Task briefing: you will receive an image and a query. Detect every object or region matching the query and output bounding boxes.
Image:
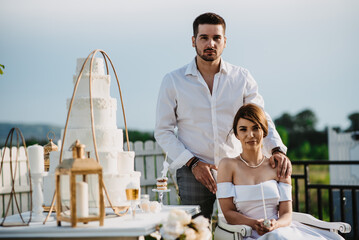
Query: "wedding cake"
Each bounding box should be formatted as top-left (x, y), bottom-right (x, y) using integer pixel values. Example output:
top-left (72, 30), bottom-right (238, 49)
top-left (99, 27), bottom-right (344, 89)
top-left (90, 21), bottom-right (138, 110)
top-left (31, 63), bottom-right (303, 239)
top-left (43, 57), bottom-right (141, 207)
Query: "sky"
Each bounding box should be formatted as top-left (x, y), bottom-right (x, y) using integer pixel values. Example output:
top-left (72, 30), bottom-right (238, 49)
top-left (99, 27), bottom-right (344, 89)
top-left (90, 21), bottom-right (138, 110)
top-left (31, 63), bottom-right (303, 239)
top-left (1, 0), bottom-right (358, 132)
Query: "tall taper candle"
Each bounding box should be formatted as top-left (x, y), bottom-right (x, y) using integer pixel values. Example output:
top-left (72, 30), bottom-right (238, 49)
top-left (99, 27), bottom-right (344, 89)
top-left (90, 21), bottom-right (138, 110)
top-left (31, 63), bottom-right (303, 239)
top-left (28, 145), bottom-right (44, 174)
top-left (76, 182), bottom-right (89, 218)
top-left (260, 182), bottom-right (267, 219)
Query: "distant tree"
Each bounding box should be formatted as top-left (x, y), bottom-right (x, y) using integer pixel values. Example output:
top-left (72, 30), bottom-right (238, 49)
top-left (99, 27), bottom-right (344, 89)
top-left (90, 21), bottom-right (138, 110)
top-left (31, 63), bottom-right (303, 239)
top-left (294, 109), bottom-right (317, 132)
top-left (0, 64), bottom-right (4, 75)
top-left (311, 144), bottom-right (329, 160)
top-left (276, 126), bottom-right (289, 146)
top-left (274, 113), bottom-right (294, 132)
top-left (346, 112), bottom-right (359, 132)
top-left (298, 141), bottom-right (311, 159)
top-left (127, 130), bottom-right (155, 142)
top-left (274, 109), bottom-right (328, 160)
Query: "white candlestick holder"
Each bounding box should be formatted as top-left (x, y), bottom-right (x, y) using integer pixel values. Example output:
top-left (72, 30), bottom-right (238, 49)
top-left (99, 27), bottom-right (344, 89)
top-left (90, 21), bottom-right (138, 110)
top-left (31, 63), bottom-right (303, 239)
top-left (31, 173), bottom-right (52, 222)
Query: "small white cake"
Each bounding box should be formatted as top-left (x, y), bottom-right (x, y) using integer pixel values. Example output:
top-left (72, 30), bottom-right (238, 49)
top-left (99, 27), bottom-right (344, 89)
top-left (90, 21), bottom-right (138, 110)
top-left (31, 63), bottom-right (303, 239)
top-left (156, 177), bottom-right (168, 191)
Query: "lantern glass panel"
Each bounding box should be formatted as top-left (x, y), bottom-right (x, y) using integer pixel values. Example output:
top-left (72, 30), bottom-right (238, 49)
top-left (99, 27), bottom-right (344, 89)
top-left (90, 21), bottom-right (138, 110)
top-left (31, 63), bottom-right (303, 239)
top-left (59, 174), bottom-right (71, 216)
top-left (86, 174), bottom-right (100, 216)
top-left (58, 173), bottom-right (100, 219)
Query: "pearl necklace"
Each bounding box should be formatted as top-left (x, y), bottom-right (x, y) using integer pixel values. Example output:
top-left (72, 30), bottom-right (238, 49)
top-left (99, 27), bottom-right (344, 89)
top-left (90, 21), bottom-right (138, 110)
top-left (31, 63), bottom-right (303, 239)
top-left (239, 154), bottom-right (266, 168)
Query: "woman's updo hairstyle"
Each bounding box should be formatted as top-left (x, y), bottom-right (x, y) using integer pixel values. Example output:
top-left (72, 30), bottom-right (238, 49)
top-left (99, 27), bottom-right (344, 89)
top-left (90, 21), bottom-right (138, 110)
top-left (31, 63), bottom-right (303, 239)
top-left (232, 103), bottom-right (268, 138)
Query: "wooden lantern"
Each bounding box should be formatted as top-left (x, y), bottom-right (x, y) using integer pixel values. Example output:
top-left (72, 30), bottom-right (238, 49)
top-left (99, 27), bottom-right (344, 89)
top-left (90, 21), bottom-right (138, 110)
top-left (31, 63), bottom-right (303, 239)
top-left (55, 140), bottom-right (104, 227)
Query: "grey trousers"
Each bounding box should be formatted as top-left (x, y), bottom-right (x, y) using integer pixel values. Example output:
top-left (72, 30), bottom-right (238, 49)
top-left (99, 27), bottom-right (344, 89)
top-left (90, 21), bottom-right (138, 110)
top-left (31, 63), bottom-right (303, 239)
top-left (176, 165), bottom-right (216, 220)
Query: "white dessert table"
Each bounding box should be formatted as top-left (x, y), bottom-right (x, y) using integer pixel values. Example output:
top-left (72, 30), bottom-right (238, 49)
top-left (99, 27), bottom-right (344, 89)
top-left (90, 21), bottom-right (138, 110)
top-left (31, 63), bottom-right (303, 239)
top-left (0, 205), bottom-right (200, 240)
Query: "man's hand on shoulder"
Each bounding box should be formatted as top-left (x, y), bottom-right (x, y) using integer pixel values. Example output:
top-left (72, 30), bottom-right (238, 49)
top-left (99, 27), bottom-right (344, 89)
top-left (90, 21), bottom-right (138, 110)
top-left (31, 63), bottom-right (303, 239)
top-left (192, 161), bottom-right (218, 194)
top-left (269, 151), bottom-right (292, 179)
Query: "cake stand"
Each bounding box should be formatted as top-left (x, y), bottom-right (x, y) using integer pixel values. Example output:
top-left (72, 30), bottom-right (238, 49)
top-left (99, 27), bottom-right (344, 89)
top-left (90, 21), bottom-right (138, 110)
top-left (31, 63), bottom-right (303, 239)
top-left (152, 189), bottom-right (171, 206)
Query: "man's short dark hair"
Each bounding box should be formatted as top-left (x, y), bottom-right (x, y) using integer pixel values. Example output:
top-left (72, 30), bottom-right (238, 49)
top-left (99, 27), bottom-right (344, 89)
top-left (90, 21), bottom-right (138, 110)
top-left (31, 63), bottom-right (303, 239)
top-left (193, 12), bottom-right (226, 37)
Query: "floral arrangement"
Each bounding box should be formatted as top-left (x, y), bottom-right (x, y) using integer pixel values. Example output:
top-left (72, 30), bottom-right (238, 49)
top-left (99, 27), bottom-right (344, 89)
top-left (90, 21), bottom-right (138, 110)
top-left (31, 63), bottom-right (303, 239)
top-left (150, 209), bottom-right (212, 240)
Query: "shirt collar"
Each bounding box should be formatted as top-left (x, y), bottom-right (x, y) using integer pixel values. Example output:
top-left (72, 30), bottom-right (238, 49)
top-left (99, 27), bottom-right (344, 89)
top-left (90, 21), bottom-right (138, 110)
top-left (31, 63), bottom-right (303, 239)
top-left (185, 57), bottom-right (228, 77)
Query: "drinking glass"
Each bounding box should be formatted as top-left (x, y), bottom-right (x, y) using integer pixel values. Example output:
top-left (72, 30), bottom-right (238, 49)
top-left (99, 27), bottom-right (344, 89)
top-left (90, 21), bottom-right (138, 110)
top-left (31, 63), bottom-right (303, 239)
top-left (126, 188), bottom-right (139, 219)
top-left (140, 194), bottom-right (150, 213)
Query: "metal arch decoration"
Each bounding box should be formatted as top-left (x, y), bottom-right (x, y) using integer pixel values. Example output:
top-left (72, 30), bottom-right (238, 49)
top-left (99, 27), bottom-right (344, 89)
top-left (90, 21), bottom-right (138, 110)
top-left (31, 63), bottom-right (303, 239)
top-left (44, 49), bottom-right (131, 223)
top-left (0, 127), bottom-right (33, 226)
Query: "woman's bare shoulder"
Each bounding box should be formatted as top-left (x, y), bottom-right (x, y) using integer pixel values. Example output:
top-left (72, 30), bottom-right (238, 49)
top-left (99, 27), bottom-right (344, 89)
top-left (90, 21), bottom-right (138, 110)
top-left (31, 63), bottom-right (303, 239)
top-left (278, 175), bottom-right (291, 185)
top-left (217, 157), bottom-right (237, 182)
top-left (218, 157), bottom-right (237, 168)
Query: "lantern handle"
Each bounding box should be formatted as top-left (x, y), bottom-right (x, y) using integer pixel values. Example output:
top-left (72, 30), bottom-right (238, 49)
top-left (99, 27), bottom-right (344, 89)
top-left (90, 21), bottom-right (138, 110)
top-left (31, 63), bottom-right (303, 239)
top-left (47, 130), bottom-right (56, 141)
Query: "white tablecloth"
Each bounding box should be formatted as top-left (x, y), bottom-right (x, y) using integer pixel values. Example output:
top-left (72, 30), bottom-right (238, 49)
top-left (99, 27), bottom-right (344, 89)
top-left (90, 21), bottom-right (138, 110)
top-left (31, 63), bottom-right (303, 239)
top-left (0, 205), bottom-right (200, 239)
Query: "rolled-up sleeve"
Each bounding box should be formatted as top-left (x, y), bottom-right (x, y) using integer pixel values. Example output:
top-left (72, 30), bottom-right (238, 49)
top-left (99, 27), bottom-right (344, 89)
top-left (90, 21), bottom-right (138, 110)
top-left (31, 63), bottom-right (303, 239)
top-left (154, 74), bottom-right (194, 170)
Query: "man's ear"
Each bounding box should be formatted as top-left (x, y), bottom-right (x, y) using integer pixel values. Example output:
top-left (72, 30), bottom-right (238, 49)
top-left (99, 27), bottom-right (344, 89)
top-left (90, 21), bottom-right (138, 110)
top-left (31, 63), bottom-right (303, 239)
top-left (224, 36), bottom-right (227, 48)
top-left (192, 36), bottom-right (196, 47)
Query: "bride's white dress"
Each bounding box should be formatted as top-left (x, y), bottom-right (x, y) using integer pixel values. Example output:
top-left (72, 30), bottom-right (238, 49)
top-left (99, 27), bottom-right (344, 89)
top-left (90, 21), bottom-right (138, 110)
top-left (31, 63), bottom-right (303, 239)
top-left (217, 180), bottom-right (344, 240)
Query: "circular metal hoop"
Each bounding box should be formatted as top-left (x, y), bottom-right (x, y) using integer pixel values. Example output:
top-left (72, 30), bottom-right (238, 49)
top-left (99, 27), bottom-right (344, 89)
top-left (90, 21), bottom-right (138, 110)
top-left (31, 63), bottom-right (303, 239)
top-left (0, 127), bottom-right (33, 226)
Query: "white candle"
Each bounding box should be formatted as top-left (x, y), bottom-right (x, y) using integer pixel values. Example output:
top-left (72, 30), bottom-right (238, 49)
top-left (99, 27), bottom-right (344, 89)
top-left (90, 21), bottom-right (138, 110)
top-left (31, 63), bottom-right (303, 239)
top-left (260, 182), bottom-right (267, 219)
top-left (28, 145), bottom-right (44, 174)
top-left (161, 152), bottom-right (169, 178)
top-left (76, 182), bottom-right (89, 218)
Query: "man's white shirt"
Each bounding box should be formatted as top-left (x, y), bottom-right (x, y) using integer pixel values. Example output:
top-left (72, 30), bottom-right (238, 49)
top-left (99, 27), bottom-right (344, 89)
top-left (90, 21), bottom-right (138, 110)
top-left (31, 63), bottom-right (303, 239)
top-left (155, 58), bottom-right (287, 170)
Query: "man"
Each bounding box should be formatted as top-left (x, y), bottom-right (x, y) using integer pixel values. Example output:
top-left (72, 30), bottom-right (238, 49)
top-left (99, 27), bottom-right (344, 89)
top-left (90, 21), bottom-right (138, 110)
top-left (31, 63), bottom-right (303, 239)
top-left (155, 12), bottom-right (291, 220)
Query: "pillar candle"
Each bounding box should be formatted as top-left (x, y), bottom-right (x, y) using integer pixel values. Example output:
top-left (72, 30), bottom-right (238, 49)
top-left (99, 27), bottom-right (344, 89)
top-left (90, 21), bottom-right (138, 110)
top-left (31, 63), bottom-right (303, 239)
top-left (28, 144), bottom-right (44, 174)
top-left (76, 182), bottom-right (89, 218)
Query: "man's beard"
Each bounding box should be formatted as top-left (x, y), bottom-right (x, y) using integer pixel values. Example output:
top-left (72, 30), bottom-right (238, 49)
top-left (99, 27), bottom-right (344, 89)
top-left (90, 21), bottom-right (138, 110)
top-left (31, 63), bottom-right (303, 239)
top-left (195, 45), bottom-right (219, 62)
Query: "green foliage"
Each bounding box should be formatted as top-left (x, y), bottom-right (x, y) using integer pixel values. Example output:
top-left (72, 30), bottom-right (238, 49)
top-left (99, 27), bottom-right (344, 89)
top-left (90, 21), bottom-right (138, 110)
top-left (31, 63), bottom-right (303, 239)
top-left (298, 141), bottom-right (311, 159)
top-left (274, 112), bottom-right (294, 130)
top-left (347, 112), bottom-right (359, 132)
top-left (127, 130), bottom-right (154, 142)
top-left (276, 126), bottom-right (289, 146)
top-left (274, 109), bottom-right (327, 160)
top-left (0, 64), bottom-right (4, 75)
top-left (294, 109), bottom-right (317, 132)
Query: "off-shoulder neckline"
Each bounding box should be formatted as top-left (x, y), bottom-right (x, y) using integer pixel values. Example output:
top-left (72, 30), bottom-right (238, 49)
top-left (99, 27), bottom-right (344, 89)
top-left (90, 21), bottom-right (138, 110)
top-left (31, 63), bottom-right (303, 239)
top-left (218, 179), bottom-right (290, 187)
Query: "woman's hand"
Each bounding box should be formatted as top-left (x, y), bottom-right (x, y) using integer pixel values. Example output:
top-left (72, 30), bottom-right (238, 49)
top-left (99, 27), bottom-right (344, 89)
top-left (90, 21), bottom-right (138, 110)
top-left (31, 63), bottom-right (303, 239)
top-left (253, 219), bottom-right (268, 236)
top-left (254, 219), bottom-right (280, 235)
top-left (263, 219), bottom-right (279, 232)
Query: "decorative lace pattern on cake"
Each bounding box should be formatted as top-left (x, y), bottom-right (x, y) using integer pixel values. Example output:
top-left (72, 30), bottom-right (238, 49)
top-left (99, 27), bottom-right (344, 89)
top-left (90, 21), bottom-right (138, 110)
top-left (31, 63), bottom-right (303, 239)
top-left (72, 74), bottom-right (110, 84)
top-left (67, 98), bottom-right (117, 110)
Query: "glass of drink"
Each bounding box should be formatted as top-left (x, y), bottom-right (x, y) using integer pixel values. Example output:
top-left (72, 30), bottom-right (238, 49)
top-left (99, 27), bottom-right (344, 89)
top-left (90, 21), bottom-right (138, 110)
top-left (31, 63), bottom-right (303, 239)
top-left (126, 188), bottom-right (139, 219)
top-left (140, 194), bottom-right (150, 213)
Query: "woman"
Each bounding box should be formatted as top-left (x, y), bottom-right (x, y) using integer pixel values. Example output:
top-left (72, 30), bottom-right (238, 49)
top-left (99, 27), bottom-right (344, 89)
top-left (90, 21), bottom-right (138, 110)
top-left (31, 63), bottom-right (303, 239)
top-left (217, 103), bottom-right (344, 240)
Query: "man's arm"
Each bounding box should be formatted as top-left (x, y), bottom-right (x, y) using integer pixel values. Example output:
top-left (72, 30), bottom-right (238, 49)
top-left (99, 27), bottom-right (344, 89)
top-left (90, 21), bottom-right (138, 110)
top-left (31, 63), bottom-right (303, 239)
top-left (155, 75), bottom-right (217, 193)
top-left (154, 74), bottom-right (194, 170)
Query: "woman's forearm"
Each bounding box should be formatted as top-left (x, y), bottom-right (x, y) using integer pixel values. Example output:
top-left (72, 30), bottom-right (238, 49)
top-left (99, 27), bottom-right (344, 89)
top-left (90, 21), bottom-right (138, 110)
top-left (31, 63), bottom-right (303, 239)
top-left (275, 212), bottom-right (292, 228)
top-left (224, 210), bottom-right (257, 228)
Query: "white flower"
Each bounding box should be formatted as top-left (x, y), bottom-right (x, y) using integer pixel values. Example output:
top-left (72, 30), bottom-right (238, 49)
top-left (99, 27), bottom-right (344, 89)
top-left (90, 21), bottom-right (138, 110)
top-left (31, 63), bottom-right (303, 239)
top-left (183, 227), bottom-right (198, 240)
top-left (167, 209), bottom-right (191, 226)
top-left (161, 221), bottom-right (185, 240)
top-left (149, 231), bottom-right (161, 240)
top-left (159, 209), bottom-right (211, 240)
top-left (197, 227), bottom-right (212, 240)
top-left (192, 215), bottom-right (210, 230)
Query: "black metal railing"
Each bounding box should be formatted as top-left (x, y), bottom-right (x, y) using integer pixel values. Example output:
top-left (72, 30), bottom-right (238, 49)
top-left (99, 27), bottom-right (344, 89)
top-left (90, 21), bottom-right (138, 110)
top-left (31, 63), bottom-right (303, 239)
top-left (292, 160), bottom-right (359, 240)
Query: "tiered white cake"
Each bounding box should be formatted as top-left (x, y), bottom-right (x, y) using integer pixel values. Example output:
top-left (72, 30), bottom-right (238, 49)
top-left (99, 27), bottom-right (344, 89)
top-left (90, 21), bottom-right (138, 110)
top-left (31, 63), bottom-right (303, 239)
top-left (43, 58), bottom-right (141, 207)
